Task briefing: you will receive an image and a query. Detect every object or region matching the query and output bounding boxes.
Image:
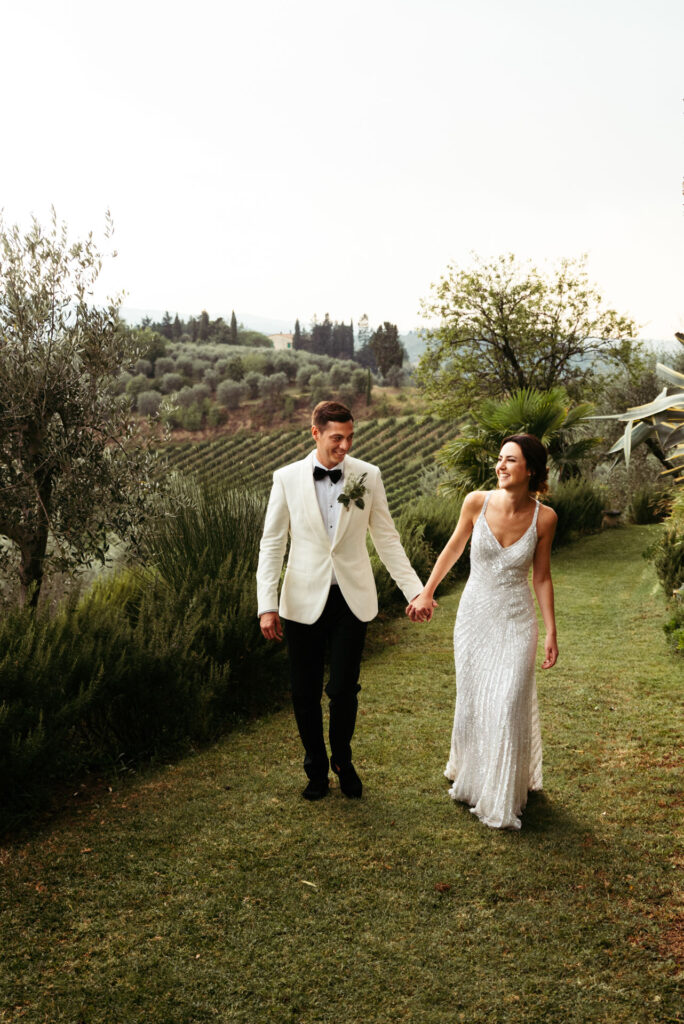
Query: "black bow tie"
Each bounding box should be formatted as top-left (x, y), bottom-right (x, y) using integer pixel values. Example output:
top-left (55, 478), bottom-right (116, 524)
top-left (314, 466), bottom-right (342, 483)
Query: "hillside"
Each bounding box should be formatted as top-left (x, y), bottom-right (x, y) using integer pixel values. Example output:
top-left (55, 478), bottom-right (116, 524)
top-left (162, 415), bottom-right (450, 513)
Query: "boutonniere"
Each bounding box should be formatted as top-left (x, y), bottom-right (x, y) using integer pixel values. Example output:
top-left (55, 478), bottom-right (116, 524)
top-left (338, 472), bottom-right (368, 511)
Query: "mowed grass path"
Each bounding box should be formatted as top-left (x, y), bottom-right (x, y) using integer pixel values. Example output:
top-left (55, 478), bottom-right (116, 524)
top-left (1, 527), bottom-right (682, 1024)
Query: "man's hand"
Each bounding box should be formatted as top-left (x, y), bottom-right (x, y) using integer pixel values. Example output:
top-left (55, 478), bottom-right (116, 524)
top-left (260, 611), bottom-right (284, 642)
top-left (406, 593), bottom-right (438, 623)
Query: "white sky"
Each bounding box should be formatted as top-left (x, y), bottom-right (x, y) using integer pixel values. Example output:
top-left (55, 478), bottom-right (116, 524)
top-left (2, 0), bottom-right (683, 338)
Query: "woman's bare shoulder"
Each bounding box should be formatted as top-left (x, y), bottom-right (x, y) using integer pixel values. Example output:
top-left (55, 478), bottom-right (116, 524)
top-left (537, 501), bottom-right (558, 529)
top-left (461, 490), bottom-right (487, 516)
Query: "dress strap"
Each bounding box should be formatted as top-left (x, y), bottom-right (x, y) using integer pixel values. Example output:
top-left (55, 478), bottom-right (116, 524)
top-left (479, 491), bottom-right (491, 517)
top-left (532, 499), bottom-right (540, 529)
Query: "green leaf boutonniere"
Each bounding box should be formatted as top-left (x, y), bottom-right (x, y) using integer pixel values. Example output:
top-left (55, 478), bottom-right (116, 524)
top-left (337, 472), bottom-right (368, 511)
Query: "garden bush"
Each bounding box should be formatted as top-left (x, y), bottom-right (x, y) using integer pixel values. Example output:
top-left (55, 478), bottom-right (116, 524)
top-left (645, 525), bottom-right (684, 598)
top-left (0, 481), bottom-right (288, 828)
top-left (154, 356), bottom-right (176, 377)
top-left (663, 601), bottom-right (684, 655)
top-left (629, 485), bottom-right (673, 524)
top-left (217, 380), bottom-right (246, 409)
top-left (159, 372), bottom-right (185, 394)
top-left (134, 358), bottom-right (153, 377)
top-left (244, 371), bottom-right (263, 398)
top-left (543, 478), bottom-right (606, 548)
top-left (137, 390), bottom-right (163, 417)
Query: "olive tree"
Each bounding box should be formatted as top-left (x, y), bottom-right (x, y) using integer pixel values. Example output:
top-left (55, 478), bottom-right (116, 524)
top-left (0, 210), bottom-right (161, 606)
top-left (417, 253), bottom-right (640, 418)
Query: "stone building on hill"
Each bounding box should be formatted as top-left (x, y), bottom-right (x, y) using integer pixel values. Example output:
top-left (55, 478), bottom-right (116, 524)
top-left (268, 333), bottom-right (294, 350)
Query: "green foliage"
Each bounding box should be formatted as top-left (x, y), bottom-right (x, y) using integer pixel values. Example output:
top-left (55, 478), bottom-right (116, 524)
top-left (595, 341), bottom-right (684, 484)
top-left (628, 485), bottom-right (673, 524)
top-left (663, 601), bottom-right (684, 655)
top-left (370, 321), bottom-right (403, 377)
top-left (418, 253), bottom-right (639, 418)
top-left (543, 478), bottom-right (606, 548)
top-left (0, 209), bottom-right (163, 605)
top-left (645, 525), bottom-right (684, 598)
top-left (370, 493), bottom-right (468, 611)
top-left (438, 388), bottom-right (600, 494)
top-left (0, 481), bottom-right (288, 823)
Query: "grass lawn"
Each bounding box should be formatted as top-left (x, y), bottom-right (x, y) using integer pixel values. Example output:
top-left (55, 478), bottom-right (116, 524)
top-left (1, 526), bottom-right (681, 1023)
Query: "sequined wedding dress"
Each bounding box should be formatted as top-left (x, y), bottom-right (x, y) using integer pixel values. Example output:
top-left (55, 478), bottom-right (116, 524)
top-left (444, 493), bottom-right (543, 830)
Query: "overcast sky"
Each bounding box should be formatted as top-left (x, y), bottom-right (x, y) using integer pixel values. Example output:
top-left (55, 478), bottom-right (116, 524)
top-left (2, 0), bottom-right (683, 338)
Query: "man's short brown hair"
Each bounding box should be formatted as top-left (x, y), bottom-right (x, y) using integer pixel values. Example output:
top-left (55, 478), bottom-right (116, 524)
top-left (311, 400), bottom-right (354, 431)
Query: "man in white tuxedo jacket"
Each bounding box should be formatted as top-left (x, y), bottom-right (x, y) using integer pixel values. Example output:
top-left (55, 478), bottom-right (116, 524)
top-left (257, 401), bottom-right (424, 800)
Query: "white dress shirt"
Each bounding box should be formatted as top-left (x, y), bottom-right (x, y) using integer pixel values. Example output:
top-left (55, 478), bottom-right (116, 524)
top-left (313, 454), bottom-right (345, 584)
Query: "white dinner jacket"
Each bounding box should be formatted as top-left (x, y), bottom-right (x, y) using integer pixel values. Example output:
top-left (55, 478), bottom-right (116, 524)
top-left (256, 452), bottom-right (423, 624)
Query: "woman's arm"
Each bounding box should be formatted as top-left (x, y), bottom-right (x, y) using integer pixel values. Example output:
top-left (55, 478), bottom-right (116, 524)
top-left (532, 504), bottom-right (558, 669)
top-left (406, 492), bottom-right (484, 622)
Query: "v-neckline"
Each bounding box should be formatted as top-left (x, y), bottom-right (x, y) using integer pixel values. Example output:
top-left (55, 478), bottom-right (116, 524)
top-left (482, 500), bottom-right (537, 550)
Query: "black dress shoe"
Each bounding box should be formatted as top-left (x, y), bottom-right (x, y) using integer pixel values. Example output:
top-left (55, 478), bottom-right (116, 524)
top-left (302, 778), bottom-right (329, 801)
top-left (331, 762), bottom-right (363, 798)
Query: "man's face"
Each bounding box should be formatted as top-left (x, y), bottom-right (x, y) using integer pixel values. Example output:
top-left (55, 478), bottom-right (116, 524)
top-left (312, 420), bottom-right (354, 468)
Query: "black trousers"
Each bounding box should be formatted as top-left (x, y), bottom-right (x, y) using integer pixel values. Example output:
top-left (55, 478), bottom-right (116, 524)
top-left (283, 585), bottom-right (367, 782)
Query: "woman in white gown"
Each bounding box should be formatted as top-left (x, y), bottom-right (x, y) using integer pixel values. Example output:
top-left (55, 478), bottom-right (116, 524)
top-left (408, 435), bottom-right (558, 830)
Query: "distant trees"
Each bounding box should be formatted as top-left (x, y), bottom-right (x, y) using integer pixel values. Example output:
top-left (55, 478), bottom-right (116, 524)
top-left (293, 313), bottom-right (354, 360)
top-left (417, 254), bottom-right (641, 418)
top-left (144, 311), bottom-right (272, 348)
top-left (370, 321), bottom-right (404, 377)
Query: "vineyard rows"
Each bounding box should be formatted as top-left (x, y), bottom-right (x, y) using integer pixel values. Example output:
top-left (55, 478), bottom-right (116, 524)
top-left (161, 415), bottom-right (450, 512)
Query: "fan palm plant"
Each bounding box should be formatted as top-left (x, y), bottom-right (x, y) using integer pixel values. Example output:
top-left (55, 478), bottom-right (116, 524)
top-left (438, 387), bottom-right (601, 493)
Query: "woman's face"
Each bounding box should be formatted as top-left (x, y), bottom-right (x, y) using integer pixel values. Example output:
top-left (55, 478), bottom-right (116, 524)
top-left (496, 442), bottom-right (531, 490)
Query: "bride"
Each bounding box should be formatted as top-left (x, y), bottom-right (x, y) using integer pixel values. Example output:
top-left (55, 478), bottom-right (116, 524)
top-left (408, 434), bottom-right (558, 830)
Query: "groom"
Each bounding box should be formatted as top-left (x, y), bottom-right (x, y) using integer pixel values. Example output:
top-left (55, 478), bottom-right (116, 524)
top-left (257, 400), bottom-right (425, 801)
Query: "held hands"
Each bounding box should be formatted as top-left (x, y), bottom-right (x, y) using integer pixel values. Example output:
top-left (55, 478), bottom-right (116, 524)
top-left (260, 611), bottom-right (283, 642)
top-left (541, 633), bottom-right (558, 669)
top-left (406, 592), bottom-right (438, 623)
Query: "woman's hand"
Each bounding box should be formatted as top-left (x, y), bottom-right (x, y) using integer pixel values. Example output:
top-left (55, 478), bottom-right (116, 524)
top-left (406, 592), bottom-right (438, 623)
top-left (541, 633), bottom-right (558, 669)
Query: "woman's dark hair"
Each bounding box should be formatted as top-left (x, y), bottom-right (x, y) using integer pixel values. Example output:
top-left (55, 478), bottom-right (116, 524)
top-left (501, 434), bottom-right (549, 494)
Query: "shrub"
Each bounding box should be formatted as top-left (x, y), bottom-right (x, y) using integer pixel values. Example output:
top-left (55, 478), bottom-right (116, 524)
top-left (203, 368), bottom-right (220, 390)
top-left (207, 403), bottom-right (225, 428)
top-left (179, 402), bottom-right (205, 430)
top-left (176, 356), bottom-right (194, 376)
top-left (159, 372), bottom-right (185, 394)
top-left (154, 356), bottom-right (176, 377)
top-left (192, 358), bottom-right (212, 378)
top-left (645, 526), bottom-right (684, 598)
top-left (543, 478), bottom-right (606, 548)
top-left (226, 356), bottom-right (245, 381)
top-left (351, 368), bottom-right (369, 397)
top-left (330, 364), bottom-right (351, 388)
top-left (175, 386), bottom-right (196, 409)
top-left (296, 364), bottom-right (315, 389)
top-left (261, 371), bottom-right (288, 399)
top-left (244, 371), bottom-right (263, 399)
top-left (115, 371), bottom-right (132, 395)
top-left (134, 358), bottom-right (153, 377)
top-left (309, 372), bottom-right (331, 405)
top-left (664, 602), bottom-right (684, 656)
top-left (629, 486), bottom-right (674, 524)
top-left (217, 380), bottom-right (246, 409)
top-left (137, 390), bottom-right (163, 417)
top-left (126, 373), bottom-right (154, 399)
top-left (191, 382), bottom-right (211, 403)
top-left (273, 352), bottom-right (297, 381)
